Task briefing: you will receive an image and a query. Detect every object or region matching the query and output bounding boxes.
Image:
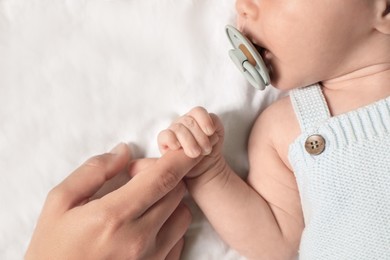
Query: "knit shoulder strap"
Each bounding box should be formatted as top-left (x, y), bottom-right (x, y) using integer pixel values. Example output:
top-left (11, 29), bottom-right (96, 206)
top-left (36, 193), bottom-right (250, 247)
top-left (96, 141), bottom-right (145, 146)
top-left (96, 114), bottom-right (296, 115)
top-left (290, 84), bottom-right (331, 131)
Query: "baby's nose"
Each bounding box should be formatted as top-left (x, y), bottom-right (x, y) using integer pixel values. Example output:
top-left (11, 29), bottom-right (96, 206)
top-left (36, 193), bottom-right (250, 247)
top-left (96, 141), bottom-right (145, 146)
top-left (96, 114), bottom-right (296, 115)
top-left (235, 0), bottom-right (258, 21)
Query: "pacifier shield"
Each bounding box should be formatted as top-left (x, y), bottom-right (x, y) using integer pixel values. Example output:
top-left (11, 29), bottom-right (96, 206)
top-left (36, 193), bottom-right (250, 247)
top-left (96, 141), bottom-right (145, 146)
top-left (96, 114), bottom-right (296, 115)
top-left (226, 25), bottom-right (270, 90)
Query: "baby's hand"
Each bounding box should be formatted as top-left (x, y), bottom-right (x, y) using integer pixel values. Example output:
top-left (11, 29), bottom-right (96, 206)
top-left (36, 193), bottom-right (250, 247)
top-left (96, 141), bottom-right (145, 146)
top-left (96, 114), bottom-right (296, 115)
top-left (158, 107), bottom-right (223, 158)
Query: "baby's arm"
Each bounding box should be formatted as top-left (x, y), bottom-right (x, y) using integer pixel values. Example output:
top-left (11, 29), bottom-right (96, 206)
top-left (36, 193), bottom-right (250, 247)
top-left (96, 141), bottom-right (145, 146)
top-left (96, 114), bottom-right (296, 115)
top-left (158, 104), bottom-right (303, 259)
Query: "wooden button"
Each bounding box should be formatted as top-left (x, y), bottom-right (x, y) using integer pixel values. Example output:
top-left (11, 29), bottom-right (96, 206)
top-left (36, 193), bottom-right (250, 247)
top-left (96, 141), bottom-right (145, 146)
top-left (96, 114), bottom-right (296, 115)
top-left (305, 135), bottom-right (325, 155)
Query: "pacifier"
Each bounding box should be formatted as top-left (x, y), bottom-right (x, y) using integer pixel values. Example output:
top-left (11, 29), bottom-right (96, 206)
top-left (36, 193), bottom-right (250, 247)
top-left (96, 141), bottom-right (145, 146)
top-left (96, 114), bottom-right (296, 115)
top-left (226, 25), bottom-right (270, 90)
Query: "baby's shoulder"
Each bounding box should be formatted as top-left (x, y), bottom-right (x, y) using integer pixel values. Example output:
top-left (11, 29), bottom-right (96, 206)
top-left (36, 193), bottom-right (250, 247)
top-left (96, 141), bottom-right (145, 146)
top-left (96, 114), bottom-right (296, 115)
top-left (252, 95), bottom-right (299, 138)
top-left (250, 95), bottom-right (301, 166)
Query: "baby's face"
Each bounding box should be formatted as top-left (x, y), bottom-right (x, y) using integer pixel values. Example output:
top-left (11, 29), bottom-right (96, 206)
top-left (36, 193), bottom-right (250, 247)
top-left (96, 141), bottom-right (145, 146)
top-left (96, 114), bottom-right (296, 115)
top-left (236, 0), bottom-right (375, 90)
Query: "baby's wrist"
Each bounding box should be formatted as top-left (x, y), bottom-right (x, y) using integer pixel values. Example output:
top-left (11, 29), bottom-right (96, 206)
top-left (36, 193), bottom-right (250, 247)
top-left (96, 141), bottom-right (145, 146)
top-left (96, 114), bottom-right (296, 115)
top-left (185, 155), bottom-right (230, 190)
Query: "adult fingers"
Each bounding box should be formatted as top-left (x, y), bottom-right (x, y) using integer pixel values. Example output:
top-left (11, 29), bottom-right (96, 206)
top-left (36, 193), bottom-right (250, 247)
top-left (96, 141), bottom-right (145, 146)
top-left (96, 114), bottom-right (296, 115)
top-left (127, 157), bottom-right (158, 178)
top-left (156, 204), bottom-right (192, 259)
top-left (165, 238), bottom-right (184, 260)
top-left (89, 170), bottom-right (131, 201)
top-left (142, 181), bottom-right (186, 234)
top-left (106, 149), bottom-right (201, 219)
top-left (46, 143), bottom-right (130, 213)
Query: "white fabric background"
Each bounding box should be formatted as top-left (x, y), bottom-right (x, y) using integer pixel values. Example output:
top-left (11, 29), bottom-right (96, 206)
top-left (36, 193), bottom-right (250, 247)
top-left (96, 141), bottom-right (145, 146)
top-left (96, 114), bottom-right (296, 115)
top-left (0, 0), bottom-right (282, 259)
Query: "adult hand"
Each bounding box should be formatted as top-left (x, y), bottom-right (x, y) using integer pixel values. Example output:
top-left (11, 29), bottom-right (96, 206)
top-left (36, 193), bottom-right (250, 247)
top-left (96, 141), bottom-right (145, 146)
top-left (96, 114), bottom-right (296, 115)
top-left (25, 143), bottom-right (201, 260)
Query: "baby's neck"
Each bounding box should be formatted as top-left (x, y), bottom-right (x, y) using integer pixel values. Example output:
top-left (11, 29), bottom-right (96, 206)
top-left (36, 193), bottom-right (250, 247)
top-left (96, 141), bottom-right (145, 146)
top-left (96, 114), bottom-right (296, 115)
top-left (320, 63), bottom-right (390, 116)
top-left (322, 63), bottom-right (390, 89)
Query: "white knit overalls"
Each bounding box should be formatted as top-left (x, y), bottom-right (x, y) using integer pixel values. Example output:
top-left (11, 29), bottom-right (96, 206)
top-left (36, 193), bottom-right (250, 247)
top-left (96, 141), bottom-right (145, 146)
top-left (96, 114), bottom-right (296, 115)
top-left (288, 84), bottom-right (390, 259)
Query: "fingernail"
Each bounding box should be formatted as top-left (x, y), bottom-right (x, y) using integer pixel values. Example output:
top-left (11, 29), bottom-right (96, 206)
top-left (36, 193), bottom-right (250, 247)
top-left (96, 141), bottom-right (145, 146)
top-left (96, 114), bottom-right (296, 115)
top-left (110, 142), bottom-right (126, 154)
top-left (206, 127), bottom-right (215, 136)
top-left (202, 146), bottom-right (212, 155)
top-left (190, 147), bottom-right (201, 158)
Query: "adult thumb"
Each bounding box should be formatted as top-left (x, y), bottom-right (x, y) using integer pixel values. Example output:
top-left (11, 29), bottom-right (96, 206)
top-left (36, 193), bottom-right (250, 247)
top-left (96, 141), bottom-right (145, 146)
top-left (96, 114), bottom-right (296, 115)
top-left (47, 143), bottom-right (131, 212)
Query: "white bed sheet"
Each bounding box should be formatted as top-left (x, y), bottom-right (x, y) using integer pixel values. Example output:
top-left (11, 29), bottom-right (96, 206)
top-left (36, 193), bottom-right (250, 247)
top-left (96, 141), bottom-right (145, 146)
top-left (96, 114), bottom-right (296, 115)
top-left (0, 0), bottom-right (283, 259)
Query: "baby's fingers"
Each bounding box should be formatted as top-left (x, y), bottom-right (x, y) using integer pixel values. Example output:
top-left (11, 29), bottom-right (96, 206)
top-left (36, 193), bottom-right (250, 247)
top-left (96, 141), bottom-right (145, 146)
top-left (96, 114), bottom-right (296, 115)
top-left (158, 107), bottom-right (216, 159)
top-left (186, 107), bottom-right (216, 136)
top-left (169, 119), bottom-right (210, 158)
top-left (158, 129), bottom-right (181, 155)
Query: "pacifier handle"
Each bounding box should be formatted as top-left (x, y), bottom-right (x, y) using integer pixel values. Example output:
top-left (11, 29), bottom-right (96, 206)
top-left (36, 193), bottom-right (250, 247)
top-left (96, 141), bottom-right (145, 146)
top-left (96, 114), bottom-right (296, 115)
top-left (243, 61), bottom-right (264, 89)
top-left (226, 25), bottom-right (270, 90)
top-left (228, 48), bottom-right (264, 87)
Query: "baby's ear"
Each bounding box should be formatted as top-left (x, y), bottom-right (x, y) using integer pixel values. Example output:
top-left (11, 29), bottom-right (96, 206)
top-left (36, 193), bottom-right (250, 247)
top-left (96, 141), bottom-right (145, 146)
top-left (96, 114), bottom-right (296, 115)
top-left (374, 0), bottom-right (390, 34)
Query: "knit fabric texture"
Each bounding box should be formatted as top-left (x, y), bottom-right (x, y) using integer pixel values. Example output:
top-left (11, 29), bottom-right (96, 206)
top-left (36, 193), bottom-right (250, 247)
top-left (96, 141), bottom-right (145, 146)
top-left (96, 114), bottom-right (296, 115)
top-left (288, 84), bottom-right (390, 259)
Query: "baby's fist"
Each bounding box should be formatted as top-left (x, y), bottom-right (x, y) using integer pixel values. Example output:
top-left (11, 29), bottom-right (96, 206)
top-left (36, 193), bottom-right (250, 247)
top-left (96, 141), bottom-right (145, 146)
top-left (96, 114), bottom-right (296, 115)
top-left (158, 107), bottom-right (220, 158)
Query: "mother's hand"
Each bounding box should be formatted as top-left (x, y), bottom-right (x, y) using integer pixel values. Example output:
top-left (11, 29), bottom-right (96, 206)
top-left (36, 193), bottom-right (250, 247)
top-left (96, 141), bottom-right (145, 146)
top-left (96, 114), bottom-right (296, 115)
top-left (25, 143), bottom-right (201, 260)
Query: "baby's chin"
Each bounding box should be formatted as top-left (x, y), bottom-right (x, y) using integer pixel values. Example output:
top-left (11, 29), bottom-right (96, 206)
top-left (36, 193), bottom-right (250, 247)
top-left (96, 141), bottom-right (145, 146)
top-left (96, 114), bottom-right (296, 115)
top-left (270, 72), bottom-right (318, 91)
top-left (269, 77), bottom-right (300, 91)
